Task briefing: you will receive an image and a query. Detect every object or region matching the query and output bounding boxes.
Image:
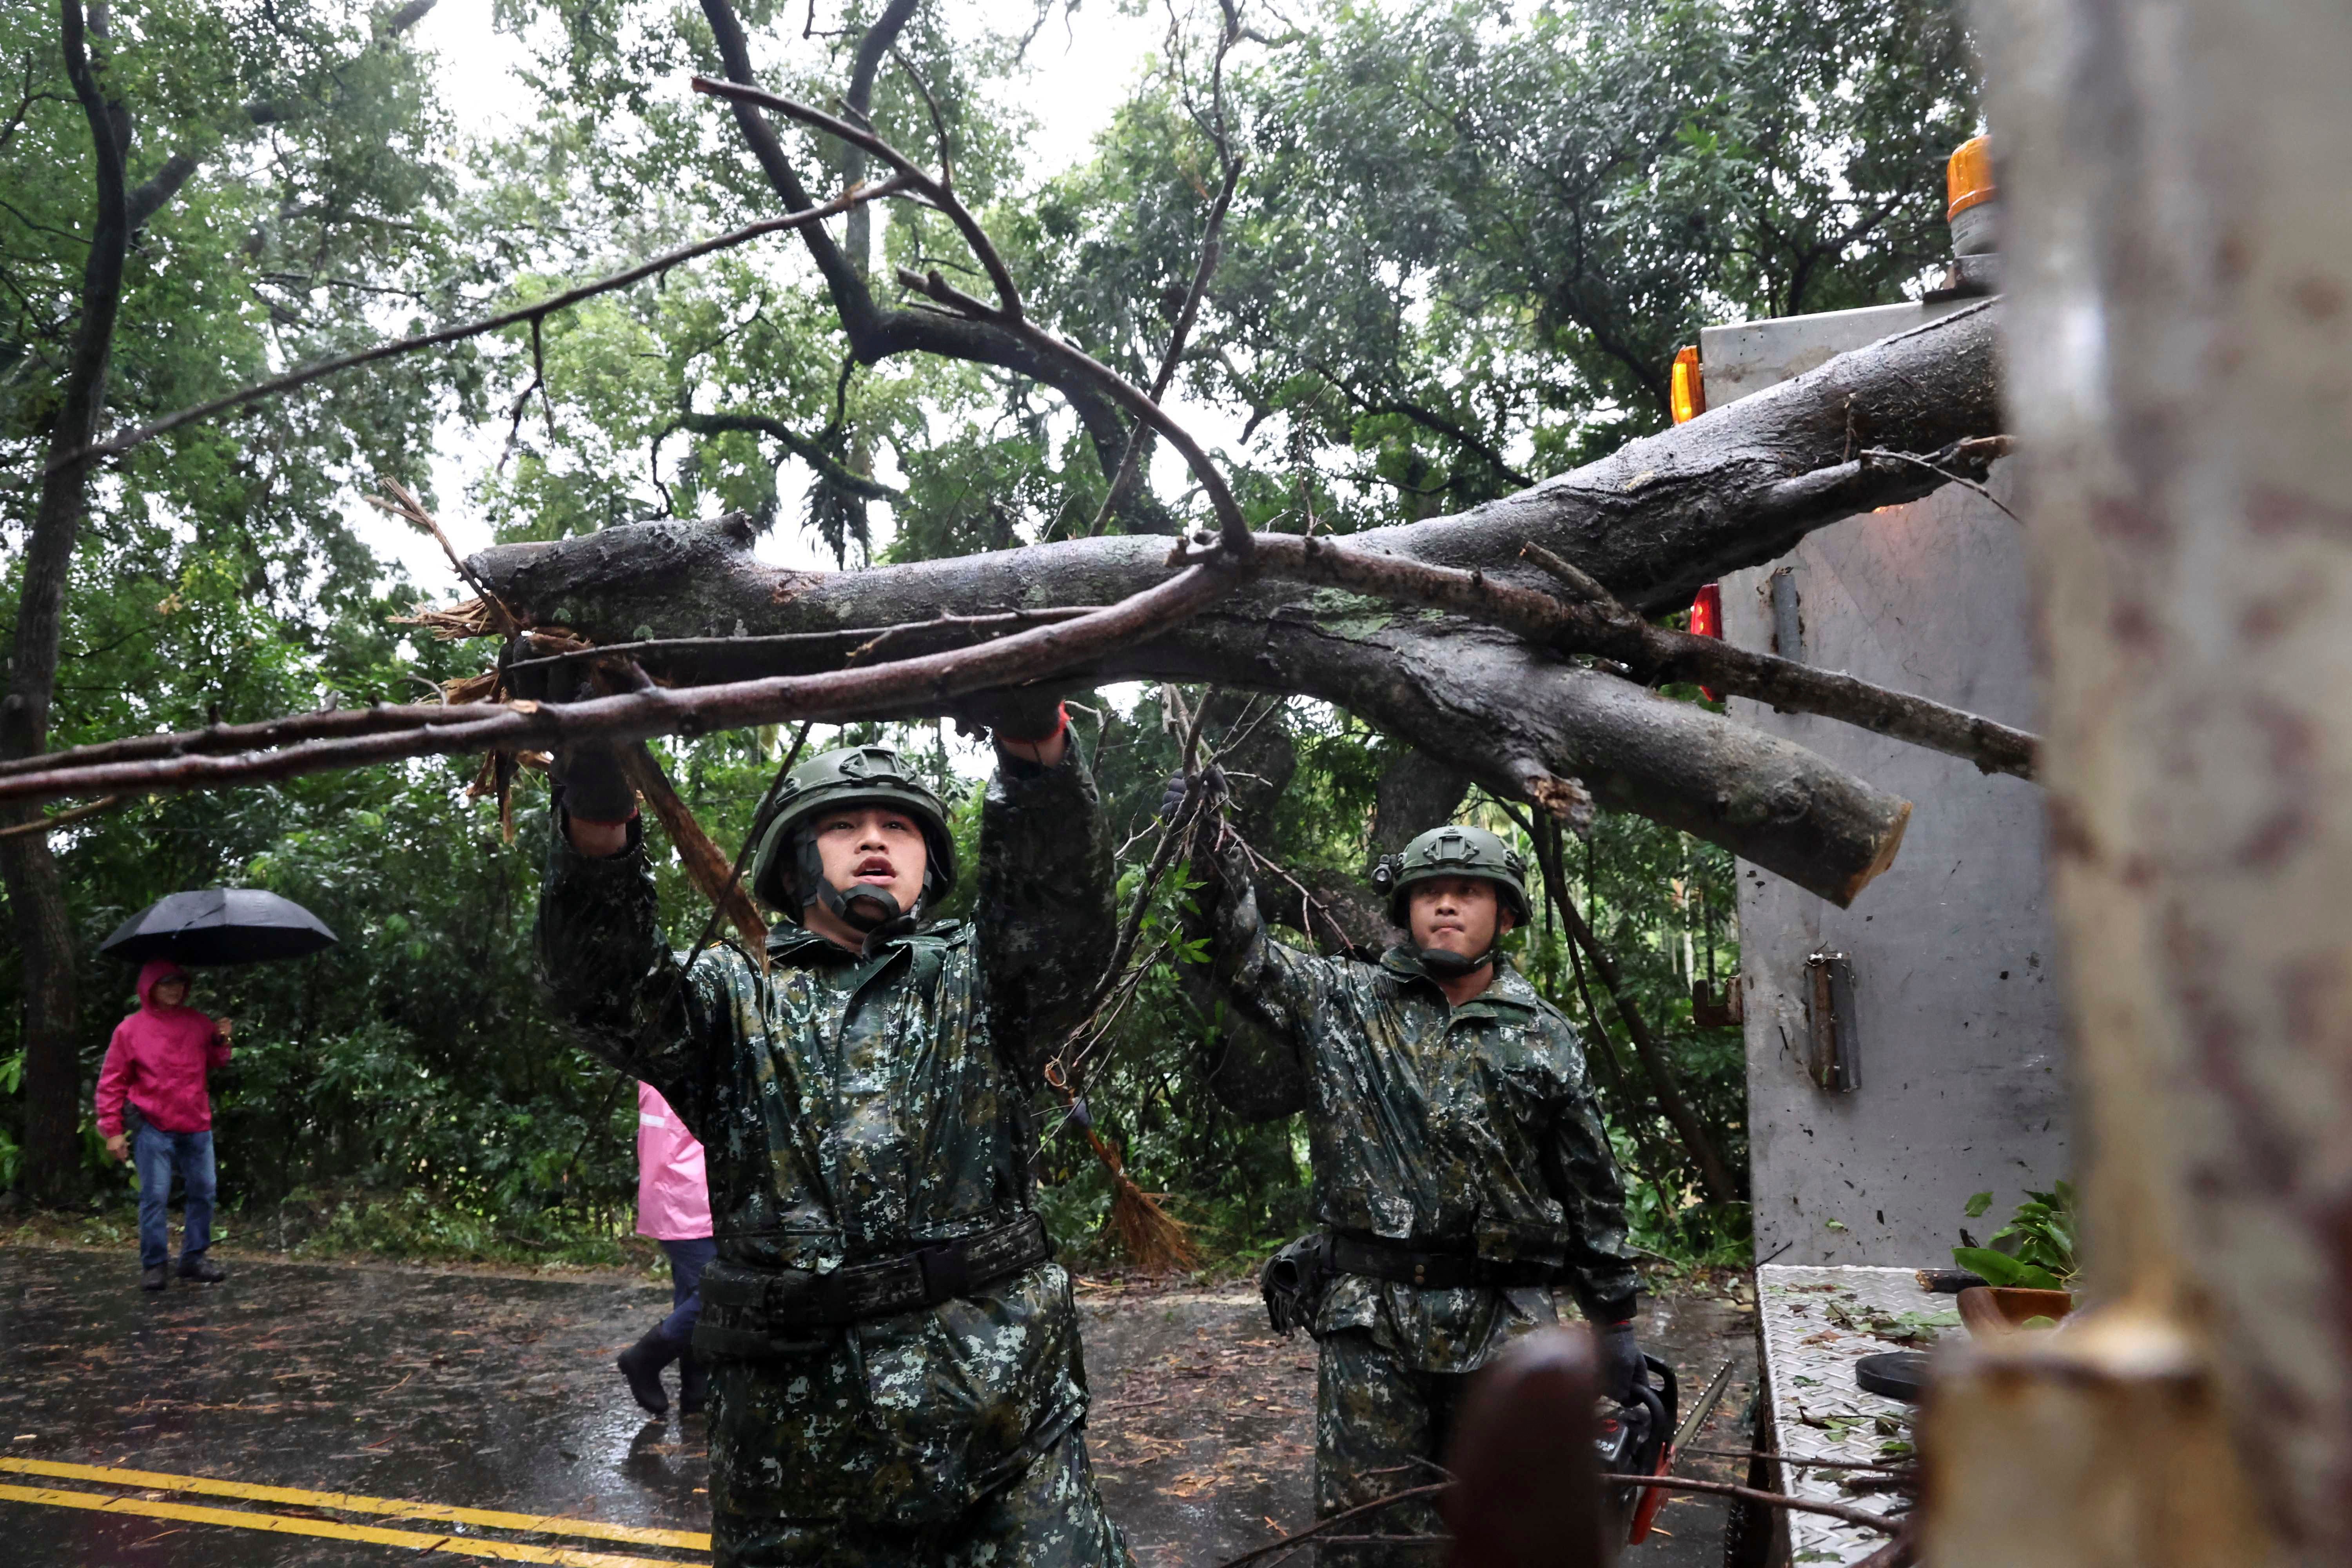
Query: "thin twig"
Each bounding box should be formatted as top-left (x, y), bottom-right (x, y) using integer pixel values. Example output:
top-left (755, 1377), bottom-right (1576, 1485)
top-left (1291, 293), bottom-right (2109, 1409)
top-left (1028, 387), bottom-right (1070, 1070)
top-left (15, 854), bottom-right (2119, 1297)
top-left (1054, 691), bottom-right (1215, 1076)
top-left (1491, 793), bottom-right (1738, 1206)
top-left (692, 76), bottom-right (1019, 319)
top-left (1213, 1484), bottom-right (1450, 1568)
top-left (56, 176), bottom-right (908, 472)
top-left (1677, 1446), bottom-right (1909, 1474)
top-left (1595, 1472), bottom-right (1899, 1532)
top-left (503, 609), bottom-right (1108, 671)
top-left (1086, 154), bottom-right (1245, 536)
top-left (370, 478), bottom-right (518, 637)
top-left (886, 44), bottom-right (953, 191)
top-left (1860, 441), bottom-right (2020, 523)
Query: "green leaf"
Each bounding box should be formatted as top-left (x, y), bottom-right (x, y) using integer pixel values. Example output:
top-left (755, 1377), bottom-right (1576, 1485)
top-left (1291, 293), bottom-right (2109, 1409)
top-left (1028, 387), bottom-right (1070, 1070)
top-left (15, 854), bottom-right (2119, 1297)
top-left (1963, 1191), bottom-right (1993, 1218)
top-left (1953, 1247), bottom-right (2026, 1286)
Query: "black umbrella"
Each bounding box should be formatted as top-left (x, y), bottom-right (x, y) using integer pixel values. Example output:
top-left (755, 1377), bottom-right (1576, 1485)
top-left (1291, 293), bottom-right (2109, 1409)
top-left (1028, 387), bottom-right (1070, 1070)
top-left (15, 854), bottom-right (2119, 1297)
top-left (99, 889), bottom-right (338, 967)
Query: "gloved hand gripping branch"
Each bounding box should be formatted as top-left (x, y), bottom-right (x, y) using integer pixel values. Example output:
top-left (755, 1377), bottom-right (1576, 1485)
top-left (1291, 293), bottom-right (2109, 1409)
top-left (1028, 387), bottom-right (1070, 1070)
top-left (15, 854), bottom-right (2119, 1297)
top-left (950, 688), bottom-right (1069, 758)
top-left (508, 639), bottom-right (636, 826)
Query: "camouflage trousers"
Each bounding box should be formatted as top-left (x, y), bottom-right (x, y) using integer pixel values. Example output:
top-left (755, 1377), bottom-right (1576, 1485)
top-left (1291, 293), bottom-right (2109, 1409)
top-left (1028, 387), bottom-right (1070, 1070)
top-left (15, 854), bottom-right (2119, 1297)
top-left (712, 1423), bottom-right (1131, 1568)
top-left (1313, 1330), bottom-right (1471, 1568)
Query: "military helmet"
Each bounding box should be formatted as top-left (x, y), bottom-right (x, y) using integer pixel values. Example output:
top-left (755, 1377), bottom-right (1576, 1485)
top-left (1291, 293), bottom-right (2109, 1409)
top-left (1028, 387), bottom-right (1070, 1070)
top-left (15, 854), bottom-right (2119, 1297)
top-left (748, 744), bottom-right (956, 914)
top-left (1370, 824), bottom-right (1532, 927)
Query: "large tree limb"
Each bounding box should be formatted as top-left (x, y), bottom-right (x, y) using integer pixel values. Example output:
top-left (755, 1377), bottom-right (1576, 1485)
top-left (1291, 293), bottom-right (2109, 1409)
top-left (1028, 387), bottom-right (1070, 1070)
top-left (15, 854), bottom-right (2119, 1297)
top-left (464, 312), bottom-right (1994, 901)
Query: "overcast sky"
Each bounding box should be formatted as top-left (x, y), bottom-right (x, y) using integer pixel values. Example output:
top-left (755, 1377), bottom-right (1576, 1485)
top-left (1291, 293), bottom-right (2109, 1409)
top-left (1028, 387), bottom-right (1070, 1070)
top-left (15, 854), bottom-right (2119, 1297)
top-left (370, 1), bottom-right (1176, 596)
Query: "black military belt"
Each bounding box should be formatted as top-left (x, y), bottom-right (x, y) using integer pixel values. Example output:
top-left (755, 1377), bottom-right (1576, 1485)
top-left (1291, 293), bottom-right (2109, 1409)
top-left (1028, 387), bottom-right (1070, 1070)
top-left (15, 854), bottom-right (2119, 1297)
top-left (1328, 1233), bottom-right (1564, 1291)
top-left (694, 1213), bottom-right (1052, 1359)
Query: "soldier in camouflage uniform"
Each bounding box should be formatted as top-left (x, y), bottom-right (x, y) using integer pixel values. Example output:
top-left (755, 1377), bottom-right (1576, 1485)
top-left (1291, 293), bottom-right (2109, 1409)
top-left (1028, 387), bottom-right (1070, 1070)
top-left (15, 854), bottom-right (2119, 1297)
top-left (539, 699), bottom-right (1129, 1568)
top-left (1175, 799), bottom-right (1645, 1565)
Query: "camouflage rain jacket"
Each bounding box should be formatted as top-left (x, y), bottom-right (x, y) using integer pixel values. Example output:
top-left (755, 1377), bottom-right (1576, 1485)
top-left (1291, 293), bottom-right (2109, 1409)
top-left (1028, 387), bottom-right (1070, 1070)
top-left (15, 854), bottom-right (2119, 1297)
top-left (1192, 837), bottom-right (1639, 1375)
top-left (537, 753), bottom-right (1113, 1530)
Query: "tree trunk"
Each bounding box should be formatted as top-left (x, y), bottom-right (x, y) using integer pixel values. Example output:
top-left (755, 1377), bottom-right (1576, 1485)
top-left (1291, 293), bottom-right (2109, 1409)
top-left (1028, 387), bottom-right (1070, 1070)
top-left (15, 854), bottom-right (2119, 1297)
top-left (2, 0), bottom-right (134, 1203)
top-left (473, 306), bottom-right (1998, 906)
top-left (1923, 1), bottom-right (2352, 1562)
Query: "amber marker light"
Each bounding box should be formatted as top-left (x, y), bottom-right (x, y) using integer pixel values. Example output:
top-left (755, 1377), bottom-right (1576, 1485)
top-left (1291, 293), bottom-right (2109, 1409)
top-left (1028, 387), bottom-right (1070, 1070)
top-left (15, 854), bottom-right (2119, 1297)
top-left (1945, 134), bottom-right (1995, 221)
top-left (1946, 134), bottom-right (1997, 258)
top-left (1670, 345), bottom-right (1705, 424)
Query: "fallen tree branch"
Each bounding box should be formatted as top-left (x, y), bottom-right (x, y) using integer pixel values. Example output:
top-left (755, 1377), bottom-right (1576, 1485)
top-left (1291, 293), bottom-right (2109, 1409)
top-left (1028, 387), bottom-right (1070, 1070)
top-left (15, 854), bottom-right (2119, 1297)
top-left (0, 794), bottom-right (120, 839)
top-left (1224, 529), bottom-right (2037, 780)
top-left (0, 607), bottom-right (1114, 783)
top-left (619, 742), bottom-right (766, 952)
top-left (1214, 1484), bottom-right (1451, 1568)
top-left (54, 176), bottom-right (909, 472)
top-left (0, 564), bottom-right (1239, 809)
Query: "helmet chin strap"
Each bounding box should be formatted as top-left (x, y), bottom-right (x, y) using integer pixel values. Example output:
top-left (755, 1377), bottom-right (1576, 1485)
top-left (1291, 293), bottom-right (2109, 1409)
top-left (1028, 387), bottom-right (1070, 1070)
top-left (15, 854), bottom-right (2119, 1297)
top-left (793, 833), bottom-right (918, 934)
top-left (1414, 943), bottom-right (1498, 979)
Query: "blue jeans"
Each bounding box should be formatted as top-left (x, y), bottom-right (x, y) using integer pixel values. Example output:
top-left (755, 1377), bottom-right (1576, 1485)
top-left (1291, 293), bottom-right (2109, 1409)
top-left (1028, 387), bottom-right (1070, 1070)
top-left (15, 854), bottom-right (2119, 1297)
top-left (658, 1236), bottom-right (715, 1347)
top-left (132, 1119), bottom-right (215, 1271)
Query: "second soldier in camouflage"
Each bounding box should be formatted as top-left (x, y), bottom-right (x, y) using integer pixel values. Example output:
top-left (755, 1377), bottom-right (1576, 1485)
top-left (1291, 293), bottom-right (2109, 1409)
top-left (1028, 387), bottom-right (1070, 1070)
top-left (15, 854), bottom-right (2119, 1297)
top-left (1178, 799), bottom-right (1644, 1566)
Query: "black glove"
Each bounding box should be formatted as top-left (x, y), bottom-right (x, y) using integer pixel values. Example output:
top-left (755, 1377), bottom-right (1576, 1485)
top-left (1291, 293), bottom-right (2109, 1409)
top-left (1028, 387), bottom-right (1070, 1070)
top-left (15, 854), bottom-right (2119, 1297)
top-left (1157, 766), bottom-right (1227, 822)
top-left (1591, 1316), bottom-right (1647, 1404)
top-left (950, 687), bottom-right (1067, 748)
top-left (507, 638), bottom-right (636, 824)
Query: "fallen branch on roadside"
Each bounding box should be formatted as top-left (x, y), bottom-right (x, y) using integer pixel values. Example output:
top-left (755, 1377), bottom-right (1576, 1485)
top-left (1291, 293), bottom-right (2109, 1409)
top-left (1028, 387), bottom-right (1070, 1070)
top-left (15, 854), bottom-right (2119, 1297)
top-left (1595, 1470), bottom-right (1901, 1532)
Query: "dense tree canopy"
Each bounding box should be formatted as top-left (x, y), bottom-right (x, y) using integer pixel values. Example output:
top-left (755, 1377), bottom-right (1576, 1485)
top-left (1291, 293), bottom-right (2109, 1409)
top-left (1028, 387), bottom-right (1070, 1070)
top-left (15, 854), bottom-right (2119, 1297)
top-left (0, 0), bottom-right (1980, 1265)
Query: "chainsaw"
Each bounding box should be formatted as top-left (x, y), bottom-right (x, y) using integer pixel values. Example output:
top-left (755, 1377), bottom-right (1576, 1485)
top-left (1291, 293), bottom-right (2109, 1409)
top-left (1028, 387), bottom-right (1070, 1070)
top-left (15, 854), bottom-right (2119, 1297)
top-left (1597, 1356), bottom-right (1737, 1547)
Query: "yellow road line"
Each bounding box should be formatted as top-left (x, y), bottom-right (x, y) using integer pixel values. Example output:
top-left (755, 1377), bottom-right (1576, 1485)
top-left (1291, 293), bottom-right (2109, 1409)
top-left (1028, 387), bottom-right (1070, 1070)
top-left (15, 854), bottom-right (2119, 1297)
top-left (0, 1481), bottom-right (696, 1567)
top-left (0, 1458), bottom-right (708, 1551)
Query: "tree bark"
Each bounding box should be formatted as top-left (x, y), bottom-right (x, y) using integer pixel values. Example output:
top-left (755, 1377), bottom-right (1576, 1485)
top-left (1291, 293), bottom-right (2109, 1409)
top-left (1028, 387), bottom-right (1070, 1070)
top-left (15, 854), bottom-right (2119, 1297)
top-left (0, 0), bottom-right (134, 1203)
top-left (1921, 1), bottom-right (2352, 1563)
top-left (473, 307), bottom-right (1996, 904)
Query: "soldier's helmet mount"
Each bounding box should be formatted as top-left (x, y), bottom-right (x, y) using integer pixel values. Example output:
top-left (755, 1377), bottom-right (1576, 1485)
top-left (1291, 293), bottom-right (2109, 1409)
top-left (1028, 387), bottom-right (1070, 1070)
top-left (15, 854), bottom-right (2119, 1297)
top-left (748, 744), bottom-right (957, 917)
top-left (1371, 824), bottom-right (1532, 929)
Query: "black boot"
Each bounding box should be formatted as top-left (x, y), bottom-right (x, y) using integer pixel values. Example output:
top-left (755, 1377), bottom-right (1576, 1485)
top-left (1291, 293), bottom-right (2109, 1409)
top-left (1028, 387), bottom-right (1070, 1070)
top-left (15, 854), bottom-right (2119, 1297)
top-left (140, 1265), bottom-right (168, 1292)
top-left (678, 1350), bottom-right (708, 1417)
top-left (178, 1254), bottom-right (226, 1283)
top-left (616, 1327), bottom-right (676, 1417)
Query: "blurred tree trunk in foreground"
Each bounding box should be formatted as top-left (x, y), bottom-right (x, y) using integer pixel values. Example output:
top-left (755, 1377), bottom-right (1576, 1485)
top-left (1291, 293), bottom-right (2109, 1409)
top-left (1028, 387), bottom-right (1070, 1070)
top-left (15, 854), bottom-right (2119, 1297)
top-left (1927, 1), bottom-right (2352, 1561)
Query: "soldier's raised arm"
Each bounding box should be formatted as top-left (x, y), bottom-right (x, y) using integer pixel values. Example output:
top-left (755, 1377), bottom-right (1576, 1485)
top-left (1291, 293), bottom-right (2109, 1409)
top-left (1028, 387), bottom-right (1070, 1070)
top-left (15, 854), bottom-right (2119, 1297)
top-left (1176, 780), bottom-right (1347, 1087)
top-left (969, 697), bottom-right (1116, 1067)
top-left (1535, 1007), bottom-right (1643, 1321)
top-left (532, 724), bottom-right (742, 1143)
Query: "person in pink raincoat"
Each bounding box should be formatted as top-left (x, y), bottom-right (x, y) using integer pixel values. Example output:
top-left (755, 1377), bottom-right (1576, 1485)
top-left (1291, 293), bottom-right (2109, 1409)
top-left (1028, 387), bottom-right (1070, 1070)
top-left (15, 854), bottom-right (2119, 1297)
top-left (95, 960), bottom-right (234, 1291)
top-left (617, 1080), bottom-right (714, 1418)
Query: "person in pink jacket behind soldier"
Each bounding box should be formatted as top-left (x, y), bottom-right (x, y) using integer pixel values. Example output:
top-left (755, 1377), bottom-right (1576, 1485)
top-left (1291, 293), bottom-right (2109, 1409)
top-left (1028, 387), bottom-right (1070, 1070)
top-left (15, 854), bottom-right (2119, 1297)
top-left (95, 960), bottom-right (234, 1292)
top-left (617, 1081), bottom-right (714, 1419)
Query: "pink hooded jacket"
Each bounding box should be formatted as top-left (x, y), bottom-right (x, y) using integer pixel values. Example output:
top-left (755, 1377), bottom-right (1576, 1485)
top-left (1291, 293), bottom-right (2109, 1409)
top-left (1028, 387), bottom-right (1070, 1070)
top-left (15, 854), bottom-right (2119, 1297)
top-left (94, 960), bottom-right (230, 1137)
top-left (635, 1082), bottom-right (711, 1241)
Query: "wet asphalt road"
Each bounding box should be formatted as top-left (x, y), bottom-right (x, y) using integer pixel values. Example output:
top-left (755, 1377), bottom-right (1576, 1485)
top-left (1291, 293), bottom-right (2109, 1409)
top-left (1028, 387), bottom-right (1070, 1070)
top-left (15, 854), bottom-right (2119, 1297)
top-left (0, 1245), bottom-right (1753, 1566)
